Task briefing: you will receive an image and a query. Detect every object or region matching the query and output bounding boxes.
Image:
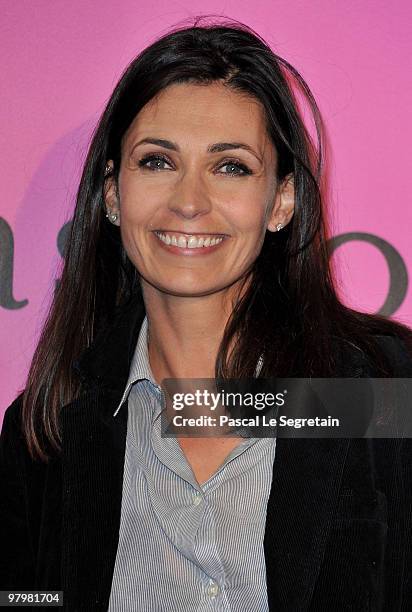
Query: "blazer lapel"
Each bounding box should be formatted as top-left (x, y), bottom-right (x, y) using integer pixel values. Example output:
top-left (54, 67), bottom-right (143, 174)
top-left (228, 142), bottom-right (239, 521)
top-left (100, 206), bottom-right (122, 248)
top-left (61, 293), bottom-right (146, 610)
top-left (263, 342), bottom-right (370, 610)
top-left (60, 388), bottom-right (128, 610)
top-left (264, 437), bottom-right (350, 611)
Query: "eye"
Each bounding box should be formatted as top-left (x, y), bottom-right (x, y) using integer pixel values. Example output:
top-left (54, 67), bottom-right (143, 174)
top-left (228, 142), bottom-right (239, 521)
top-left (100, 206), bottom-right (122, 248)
top-left (138, 154), bottom-right (173, 171)
top-left (137, 154), bottom-right (252, 176)
top-left (217, 160), bottom-right (252, 177)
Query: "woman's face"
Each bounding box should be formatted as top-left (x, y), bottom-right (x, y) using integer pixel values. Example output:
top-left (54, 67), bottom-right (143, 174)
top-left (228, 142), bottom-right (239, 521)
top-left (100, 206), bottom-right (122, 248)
top-left (105, 81), bottom-right (294, 299)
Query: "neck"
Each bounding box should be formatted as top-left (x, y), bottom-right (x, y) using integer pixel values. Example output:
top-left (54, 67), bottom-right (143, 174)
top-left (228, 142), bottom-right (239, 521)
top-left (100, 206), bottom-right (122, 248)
top-left (141, 281), bottom-right (246, 384)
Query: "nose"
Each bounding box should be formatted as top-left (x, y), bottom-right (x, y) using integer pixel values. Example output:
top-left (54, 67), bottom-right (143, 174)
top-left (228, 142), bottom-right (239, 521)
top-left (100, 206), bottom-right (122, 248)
top-left (167, 169), bottom-right (212, 220)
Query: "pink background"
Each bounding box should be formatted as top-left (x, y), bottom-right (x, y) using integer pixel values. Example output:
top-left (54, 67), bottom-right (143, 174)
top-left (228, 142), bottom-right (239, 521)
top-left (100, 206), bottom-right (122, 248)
top-left (1, 1), bottom-right (411, 421)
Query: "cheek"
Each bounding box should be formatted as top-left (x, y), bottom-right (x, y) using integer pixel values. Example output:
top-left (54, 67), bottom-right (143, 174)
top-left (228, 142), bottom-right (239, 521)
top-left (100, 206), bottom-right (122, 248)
top-left (226, 202), bottom-right (269, 235)
top-left (221, 184), bottom-right (273, 233)
top-left (119, 189), bottom-right (159, 228)
top-left (119, 173), bottom-right (162, 213)
top-left (117, 198), bottom-right (150, 257)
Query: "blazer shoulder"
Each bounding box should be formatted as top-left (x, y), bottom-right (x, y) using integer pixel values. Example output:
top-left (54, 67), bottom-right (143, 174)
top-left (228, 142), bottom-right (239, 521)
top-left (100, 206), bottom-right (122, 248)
top-left (0, 392), bottom-right (31, 472)
top-left (373, 333), bottom-right (412, 376)
top-left (334, 332), bottom-right (412, 377)
top-left (1, 392), bottom-right (25, 442)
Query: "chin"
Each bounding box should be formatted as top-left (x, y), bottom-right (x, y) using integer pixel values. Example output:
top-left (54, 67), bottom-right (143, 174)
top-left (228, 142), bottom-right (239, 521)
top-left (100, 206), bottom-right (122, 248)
top-left (144, 276), bottom-right (227, 297)
top-left (157, 284), bottom-right (223, 298)
top-left (140, 271), bottom-right (243, 298)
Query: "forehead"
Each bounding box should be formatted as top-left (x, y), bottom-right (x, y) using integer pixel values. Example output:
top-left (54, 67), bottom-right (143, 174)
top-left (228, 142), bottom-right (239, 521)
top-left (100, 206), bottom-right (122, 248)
top-left (122, 81), bottom-right (273, 156)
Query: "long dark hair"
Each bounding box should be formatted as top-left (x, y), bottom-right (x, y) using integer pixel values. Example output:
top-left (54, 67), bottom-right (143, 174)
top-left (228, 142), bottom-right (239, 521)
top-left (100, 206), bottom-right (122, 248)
top-left (20, 16), bottom-right (412, 461)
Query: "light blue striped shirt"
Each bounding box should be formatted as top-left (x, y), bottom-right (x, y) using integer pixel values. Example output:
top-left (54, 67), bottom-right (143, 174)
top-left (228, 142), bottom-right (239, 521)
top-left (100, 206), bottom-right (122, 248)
top-left (108, 316), bottom-right (277, 611)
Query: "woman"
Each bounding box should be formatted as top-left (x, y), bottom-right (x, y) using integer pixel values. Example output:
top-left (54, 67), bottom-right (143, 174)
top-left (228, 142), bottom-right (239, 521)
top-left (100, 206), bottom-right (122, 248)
top-left (1, 17), bottom-right (412, 612)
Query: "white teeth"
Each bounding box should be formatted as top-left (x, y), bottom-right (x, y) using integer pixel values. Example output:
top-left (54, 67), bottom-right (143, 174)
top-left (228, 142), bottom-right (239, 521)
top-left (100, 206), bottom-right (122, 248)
top-left (155, 232), bottom-right (224, 249)
top-left (187, 236), bottom-right (198, 249)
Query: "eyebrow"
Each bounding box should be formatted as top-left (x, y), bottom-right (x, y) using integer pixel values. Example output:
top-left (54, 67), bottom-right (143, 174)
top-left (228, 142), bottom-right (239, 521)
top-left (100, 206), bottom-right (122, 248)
top-left (131, 137), bottom-right (261, 161)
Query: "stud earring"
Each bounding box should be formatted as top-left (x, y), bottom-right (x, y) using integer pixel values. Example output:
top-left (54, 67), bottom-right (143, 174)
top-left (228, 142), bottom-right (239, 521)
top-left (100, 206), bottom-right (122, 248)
top-left (105, 212), bottom-right (118, 223)
top-left (276, 223), bottom-right (283, 231)
top-left (105, 164), bottom-right (113, 177)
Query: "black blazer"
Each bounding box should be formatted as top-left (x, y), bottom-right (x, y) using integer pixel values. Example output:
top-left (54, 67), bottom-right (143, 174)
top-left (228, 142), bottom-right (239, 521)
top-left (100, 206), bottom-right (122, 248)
top-left (1, 297), bottom-right (412, 611)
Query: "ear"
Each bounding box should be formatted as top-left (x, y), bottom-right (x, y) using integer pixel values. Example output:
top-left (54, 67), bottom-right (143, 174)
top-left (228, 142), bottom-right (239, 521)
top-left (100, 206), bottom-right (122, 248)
top-left (267, 173), bottom-right (295, 232)
top-left (104, 160), bottom-right (121, 227)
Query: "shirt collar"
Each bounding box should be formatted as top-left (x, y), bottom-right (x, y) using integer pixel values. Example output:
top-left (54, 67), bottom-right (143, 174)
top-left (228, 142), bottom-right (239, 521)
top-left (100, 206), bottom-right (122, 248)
top-left (112, 316), bottom-right (264, 417)
top-left (113, 316), bottom-right (160, 417)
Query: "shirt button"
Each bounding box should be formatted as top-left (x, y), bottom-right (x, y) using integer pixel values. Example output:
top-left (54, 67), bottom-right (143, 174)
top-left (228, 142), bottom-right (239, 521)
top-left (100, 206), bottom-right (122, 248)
top-left (206, 581), bottom-right (219, 597)
top-left (193, 492), bottom-right (202, 506)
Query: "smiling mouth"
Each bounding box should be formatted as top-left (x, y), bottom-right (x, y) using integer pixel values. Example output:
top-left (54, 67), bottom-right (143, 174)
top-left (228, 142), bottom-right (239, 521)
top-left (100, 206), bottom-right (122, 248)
top-left (153, 230), bottom-right (227, 249)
